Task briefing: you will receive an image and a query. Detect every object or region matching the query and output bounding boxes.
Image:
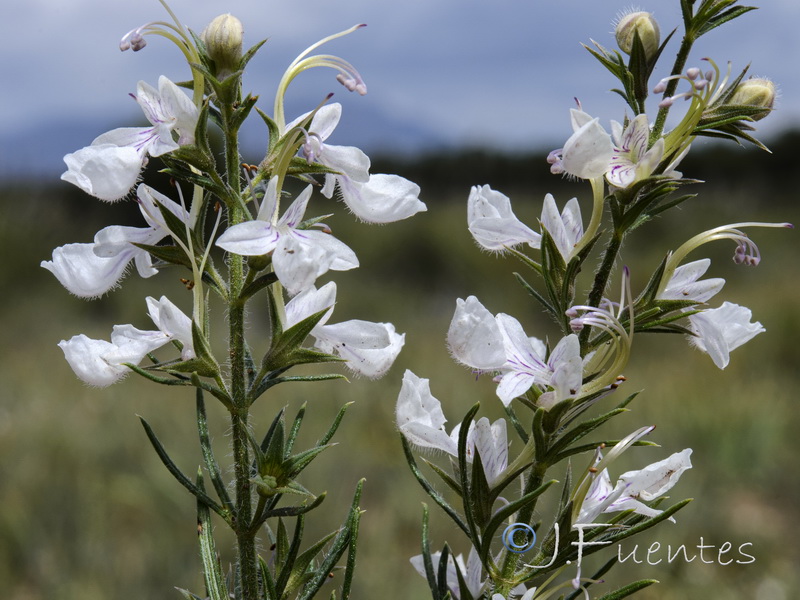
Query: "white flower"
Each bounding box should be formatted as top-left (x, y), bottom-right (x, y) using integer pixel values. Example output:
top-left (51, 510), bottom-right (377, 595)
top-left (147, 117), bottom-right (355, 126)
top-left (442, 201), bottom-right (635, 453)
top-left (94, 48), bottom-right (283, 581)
top-left (61, 76), bottom-right (198, 201)
top-left (396, 370), bottom-right (508, 485)
top-left (396, 370), bottom-right (457, 455)
top-left (447, 296), bottom-right (506, 371)
top-left (41, 184), bottom-right (188, 298)
top-left (658, 258), bottom-right (725, 303)
top-left (687, 301), bottom-right (764, 369)
top-left (496, 316), bottom-right (583, 409)
top-left (58, 296), bottom-right (194, 386)
top-left (467, 185), bottom-right (541, 252)
top-left (446, 297), bottom-right (584, 409)
top-left (215, 178), bottom-right (358, 295)
top-left (540, 193), bottom-right (584, 262)
top-left (606, 114), bottom-right (664, 188)
top-left (289, 103), bottom-right (426, 223)
top-left (577, 449), bottom-right (693, 524)
top-left (284, 283), bottom-right (404, 377)
top-left (549, 108), bottom-right (614, 180)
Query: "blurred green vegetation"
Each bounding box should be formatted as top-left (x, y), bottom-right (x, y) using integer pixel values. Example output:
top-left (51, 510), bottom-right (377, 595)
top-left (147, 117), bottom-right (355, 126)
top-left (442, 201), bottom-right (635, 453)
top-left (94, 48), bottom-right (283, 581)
top-left (2, 133), bottom-right (799, 599)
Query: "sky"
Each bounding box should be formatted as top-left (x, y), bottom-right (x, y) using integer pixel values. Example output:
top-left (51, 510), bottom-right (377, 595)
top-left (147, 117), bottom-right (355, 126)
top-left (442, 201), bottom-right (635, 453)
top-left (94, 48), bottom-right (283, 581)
top-left (1, 0), bottom-right (798, 179)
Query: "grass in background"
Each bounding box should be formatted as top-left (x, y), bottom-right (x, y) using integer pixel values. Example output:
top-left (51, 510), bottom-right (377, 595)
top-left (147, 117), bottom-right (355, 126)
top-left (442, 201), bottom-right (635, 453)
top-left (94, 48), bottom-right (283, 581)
top-left (1, 151), bottom-right (798, 599)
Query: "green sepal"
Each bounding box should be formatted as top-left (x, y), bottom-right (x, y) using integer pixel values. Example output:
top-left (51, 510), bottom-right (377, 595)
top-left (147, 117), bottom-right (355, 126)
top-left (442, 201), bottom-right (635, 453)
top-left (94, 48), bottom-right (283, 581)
top-left (252, 475), bottom-right (316, 499)
top-left (284, 444), bottom-right (336, 480)
top-left (158, 322), bottom-right (220, 378)
top-left (169, 101), bottom-right (217, 172)
top-left (195, 470), bottom-right (229, 600)
top-left (261, 307), bottom-right (343, 371)
top-left (635, 253), bottom-right (669, 305)
top-left (256, 106), bottom-right (281, 155)
top-left (285, 156), bottom-right (341, 177)
top-left (401, 436), bottom-right (471, 537)
top-left (230, 93), bottom-right (260, 132)
top-left (238, 38), bottom-right (268, 71)
top-left (468, 447), bottom-right (493, 529)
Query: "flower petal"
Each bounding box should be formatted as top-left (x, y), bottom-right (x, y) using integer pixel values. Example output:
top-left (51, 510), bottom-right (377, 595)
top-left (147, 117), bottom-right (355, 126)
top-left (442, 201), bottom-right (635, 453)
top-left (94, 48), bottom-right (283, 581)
top-left (42, 242), bottom-right (133, 298)
top-left (216, 221), bottom-right (280, 256)
top-left (61, 144), bottom-right (143, 202)
top-left (396, 370), bottom-right (458, 455)
top-left (447, 296), bottom-right (506, 370)
top-left (315, 320), bottom-right (404, 378)
top-left (562, 118), bottom-right (613, 179)
top-left (334, 174), bottom-right (426, 224)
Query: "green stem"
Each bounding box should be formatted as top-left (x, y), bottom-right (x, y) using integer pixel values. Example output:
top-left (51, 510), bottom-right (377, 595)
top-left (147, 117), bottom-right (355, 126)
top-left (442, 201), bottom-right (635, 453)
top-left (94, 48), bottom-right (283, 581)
top-left (493, 463), bottom-right (547, 595)
top-left (579, 231), bottom-right (624, 353)
top-left (651, 25), bottom-right (697, 142)
top-left (222, 94), bottom-right (260, 600)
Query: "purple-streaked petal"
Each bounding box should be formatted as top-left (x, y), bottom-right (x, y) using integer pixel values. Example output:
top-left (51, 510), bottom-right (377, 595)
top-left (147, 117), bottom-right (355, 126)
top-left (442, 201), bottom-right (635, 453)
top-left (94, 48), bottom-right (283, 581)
top-left (216, 221), bottom-right (280, 256)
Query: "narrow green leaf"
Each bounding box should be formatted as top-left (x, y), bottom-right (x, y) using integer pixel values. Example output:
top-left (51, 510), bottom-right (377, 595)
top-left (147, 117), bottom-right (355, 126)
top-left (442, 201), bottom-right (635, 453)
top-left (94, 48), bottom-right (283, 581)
top-left (596, 579), bottom-right (659, 600)
top-left (139, 417), bottom-right (229, 522)
top-left (401, 436), bottom-right (470, 537)
top-left (479, 479), bottom-right (558, 565)
top-left (196, 470), bottom-right (229, 600)
top-left (275, 514), bottom-right (306, 598)
top-left (196, 390), bottom-right (234, 514)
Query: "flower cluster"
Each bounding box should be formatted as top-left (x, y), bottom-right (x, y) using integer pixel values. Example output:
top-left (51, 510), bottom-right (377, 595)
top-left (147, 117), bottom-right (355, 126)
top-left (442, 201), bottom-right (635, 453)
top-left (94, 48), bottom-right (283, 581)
top-left (44, 6), bottom-right (425, 600)
top-left (397, 3), bottom-right (789, 599)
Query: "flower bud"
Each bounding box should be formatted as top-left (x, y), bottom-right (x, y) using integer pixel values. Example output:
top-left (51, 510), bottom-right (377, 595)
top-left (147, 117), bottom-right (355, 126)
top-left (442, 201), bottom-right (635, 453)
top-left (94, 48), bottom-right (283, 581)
top-left (201, 14), bottom-right (244, 78)
top-left (729, 78), bottom-right (776, 121)
top-left (615, 11), bottom-right (660, 59)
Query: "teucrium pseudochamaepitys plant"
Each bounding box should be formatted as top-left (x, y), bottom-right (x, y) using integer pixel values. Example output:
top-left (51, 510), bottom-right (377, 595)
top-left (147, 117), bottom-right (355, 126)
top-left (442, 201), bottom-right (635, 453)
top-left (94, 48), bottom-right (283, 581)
top-left (43, 3), bottom-right (425, 599)
top-left (398, 1), bottom-right (790, 598)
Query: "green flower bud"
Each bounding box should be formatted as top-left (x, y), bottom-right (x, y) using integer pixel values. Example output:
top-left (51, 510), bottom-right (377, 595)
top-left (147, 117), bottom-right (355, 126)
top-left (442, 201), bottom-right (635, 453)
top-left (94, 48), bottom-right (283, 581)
top-left (730, 78), bottom-right (776, 121)
top-left (615, 11), bottom-right (660, 59)
top-left (201, 14), bottom-right (244, 78)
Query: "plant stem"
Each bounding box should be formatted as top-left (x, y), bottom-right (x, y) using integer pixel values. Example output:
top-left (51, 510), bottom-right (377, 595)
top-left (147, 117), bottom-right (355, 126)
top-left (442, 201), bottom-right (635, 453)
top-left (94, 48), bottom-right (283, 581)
top-left (494, 463), bottom-right (547, 596)
top-left (579, 231), bottom-right (624, 353)
top-left (222, 98), bottom-right (259, 600)
top-left (650, 23), bottom-right (697, 142)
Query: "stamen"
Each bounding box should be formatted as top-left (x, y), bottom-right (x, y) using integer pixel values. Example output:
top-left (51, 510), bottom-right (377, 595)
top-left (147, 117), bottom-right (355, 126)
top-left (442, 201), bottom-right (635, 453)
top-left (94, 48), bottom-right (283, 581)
top-left (547, 149), bottom-right (565, 175)
top-left (120, 23), bottom-right (151, 52)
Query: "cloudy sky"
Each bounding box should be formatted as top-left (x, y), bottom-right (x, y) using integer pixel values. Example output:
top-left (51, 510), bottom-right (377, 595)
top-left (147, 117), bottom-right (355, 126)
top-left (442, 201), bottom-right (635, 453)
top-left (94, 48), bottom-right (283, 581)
top-left (1, 0), bottom-right (798, 178)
